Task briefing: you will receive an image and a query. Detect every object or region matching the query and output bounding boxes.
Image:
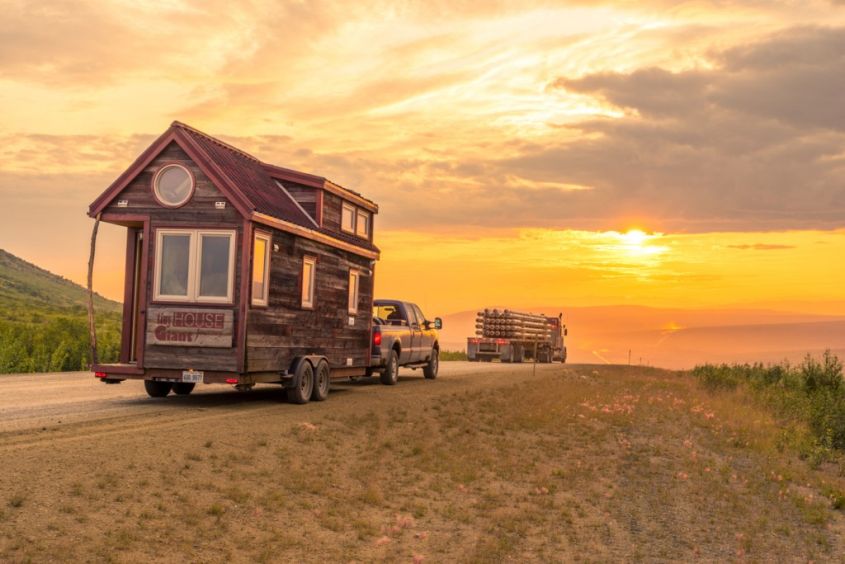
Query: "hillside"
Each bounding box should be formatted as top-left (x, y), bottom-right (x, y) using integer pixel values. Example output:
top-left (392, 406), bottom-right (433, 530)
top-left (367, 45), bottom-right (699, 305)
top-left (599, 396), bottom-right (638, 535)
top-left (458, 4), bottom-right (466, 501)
top-left (0, 249), bottom-right (121, 373)
top-left (440, 305), bottom-right (845, 369)
top-left (0, 249), bottom-right (120, 320)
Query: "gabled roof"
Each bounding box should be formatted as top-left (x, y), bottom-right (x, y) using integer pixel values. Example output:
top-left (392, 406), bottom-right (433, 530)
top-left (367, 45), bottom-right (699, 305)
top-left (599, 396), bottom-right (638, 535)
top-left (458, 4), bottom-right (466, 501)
top-left (89, 121), bottom-right (379, 255)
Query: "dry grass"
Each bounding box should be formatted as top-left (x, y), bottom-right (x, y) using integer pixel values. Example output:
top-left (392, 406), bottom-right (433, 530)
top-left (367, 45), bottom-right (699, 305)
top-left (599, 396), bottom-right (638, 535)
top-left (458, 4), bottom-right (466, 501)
top-left (1, 365), bottom-right (844, 562)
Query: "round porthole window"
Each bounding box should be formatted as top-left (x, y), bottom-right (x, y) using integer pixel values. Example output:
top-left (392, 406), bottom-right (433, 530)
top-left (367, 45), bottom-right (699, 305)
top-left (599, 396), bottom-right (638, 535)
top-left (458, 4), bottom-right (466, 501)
top-left (153, 164), bottom-right (194, 207)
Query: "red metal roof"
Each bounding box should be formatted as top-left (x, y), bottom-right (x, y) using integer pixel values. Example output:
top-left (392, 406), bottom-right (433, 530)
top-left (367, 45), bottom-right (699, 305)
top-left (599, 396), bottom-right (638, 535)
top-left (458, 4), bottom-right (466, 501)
top-left (89, 121), bottom-right (378, 253)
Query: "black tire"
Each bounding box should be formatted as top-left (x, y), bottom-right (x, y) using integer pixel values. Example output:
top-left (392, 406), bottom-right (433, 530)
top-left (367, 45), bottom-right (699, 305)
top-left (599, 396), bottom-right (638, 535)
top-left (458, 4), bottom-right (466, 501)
top-left (172, 382), bottom-right (195, 395)
top-left (380, 349), bottom-right (399, 385)
top-left (311, 360), bottom-right (330, 402)
top-left (144, 380), bottom-right (172, 398)
top-left (424, 348), bottom-right (439, 379)
top-left (287, 360), bottom-right (314, 404)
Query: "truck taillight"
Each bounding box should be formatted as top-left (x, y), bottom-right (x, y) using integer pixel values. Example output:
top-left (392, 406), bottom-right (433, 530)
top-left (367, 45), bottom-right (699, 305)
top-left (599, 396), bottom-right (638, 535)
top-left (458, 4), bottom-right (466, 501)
top-left (94, 372), bottom-right (107, 379)
top-left (373, 331), bottom-right (382, 346)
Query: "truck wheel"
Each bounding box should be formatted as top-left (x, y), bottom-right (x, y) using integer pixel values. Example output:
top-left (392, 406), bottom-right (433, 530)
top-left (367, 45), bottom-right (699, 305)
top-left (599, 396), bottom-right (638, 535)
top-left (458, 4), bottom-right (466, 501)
top-left (311, 360), bottom-right (330, 401)
top-left (380, 350), bottom-right (399, 385)
top-left (287, 361), bottom-right (314, 404)
top-left (144, 380), bottom-right (172, 398)
top-left (172, 382), bottom-right (195, 395)
top-left (423, 348), bottom-right (439, 379)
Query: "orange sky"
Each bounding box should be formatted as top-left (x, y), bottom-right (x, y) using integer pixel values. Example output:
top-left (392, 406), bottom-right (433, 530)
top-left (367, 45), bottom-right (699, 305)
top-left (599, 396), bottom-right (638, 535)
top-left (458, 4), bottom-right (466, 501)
top-left (1, 0), bottom-right (845, 317)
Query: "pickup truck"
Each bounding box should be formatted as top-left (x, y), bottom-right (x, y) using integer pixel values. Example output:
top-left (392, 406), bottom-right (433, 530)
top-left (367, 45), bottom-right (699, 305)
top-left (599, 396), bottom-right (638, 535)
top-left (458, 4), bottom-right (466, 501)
top-left (371, 299), bottom-right (442, 385)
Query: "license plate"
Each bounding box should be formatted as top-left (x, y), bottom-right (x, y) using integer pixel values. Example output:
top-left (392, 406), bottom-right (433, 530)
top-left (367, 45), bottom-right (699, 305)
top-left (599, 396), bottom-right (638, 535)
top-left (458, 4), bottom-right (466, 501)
top-left (182, 370), bottom-right (203, 383)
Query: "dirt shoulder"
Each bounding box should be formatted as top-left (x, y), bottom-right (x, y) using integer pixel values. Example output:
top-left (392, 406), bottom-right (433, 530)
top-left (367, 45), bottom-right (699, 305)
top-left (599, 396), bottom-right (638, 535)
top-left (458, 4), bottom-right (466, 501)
top-left (1, 363), bottom-right (843, 562)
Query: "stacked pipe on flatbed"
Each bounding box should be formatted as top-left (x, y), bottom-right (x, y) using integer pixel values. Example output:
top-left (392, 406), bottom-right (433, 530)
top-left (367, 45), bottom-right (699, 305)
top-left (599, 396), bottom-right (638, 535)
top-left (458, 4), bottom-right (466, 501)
top-left (475, 309), bottom-right (552, 340)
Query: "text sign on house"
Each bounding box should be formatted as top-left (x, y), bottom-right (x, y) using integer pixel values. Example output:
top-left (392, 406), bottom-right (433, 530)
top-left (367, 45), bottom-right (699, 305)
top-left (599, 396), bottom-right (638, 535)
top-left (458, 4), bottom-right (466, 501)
top-left (147, 307), bottom-right (234, 348)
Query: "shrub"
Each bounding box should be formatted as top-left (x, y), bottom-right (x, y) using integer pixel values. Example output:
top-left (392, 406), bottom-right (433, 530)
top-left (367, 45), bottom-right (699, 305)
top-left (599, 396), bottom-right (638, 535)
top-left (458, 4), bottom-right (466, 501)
top-left (441, 350), bottom-right (468, 361)
top-left (694, 351), bottom-right (845, 452)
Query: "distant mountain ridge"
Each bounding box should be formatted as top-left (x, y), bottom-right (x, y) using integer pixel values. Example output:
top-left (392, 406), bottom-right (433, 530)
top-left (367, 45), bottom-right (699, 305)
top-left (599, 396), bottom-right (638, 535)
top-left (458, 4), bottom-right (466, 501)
top-left (0, 249), bottom-right (120, 317)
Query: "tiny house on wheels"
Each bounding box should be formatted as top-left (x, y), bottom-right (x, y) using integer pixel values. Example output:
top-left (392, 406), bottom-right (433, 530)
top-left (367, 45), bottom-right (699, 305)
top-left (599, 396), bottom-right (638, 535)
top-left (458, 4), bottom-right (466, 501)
top-left (88, 121), bottom-right (380, 403)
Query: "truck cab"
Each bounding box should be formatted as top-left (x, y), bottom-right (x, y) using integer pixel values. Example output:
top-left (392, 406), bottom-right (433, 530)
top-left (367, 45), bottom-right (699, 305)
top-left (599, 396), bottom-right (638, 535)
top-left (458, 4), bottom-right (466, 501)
top-left (370, 299), bottom-right (442, 385)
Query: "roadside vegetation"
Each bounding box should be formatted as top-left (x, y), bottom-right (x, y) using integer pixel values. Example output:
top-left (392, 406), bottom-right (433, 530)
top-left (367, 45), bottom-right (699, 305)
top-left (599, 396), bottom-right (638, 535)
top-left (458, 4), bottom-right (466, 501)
top-left (0, 249), bottom-right (120, 373)
top-left (439, 350), bottom-right (468, 361)
top-left (0, 312), bottom-right (120, 374)
top-left (693, 351), bottom-right (845, 463)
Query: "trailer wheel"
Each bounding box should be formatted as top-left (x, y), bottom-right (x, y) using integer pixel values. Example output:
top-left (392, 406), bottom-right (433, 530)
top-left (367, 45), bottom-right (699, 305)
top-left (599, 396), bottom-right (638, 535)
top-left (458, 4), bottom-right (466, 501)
top-left (172, 382), bottom-right (195, 395)
top-left (287, 361), bottom-right (314, 404)
top-left (144, 380), bottom-right (172, 398)
top-left (423, 348), bottom-right (439, 379)
top-left (380, 349), bottom-right (399, 385)
top-left (311, 360), bottom-right (330, 401)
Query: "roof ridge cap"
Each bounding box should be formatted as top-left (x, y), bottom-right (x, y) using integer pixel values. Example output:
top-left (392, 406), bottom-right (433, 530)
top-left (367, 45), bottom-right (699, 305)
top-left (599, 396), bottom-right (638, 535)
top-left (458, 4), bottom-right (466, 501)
top-left (171, 121), bottom-right (261, 163)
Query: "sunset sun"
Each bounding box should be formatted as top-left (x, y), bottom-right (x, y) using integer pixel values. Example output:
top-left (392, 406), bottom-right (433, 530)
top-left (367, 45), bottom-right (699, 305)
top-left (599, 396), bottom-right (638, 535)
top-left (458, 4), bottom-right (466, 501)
top-left (621, 229), bottom-right (650, 246)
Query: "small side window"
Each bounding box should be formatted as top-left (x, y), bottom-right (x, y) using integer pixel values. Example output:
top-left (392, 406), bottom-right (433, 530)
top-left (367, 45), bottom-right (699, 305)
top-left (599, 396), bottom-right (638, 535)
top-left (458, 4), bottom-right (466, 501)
top-left (356, 210), bottom-right (370, 238)
top-left (301, 256), bottom-right (316, 309)
top-left (348, 270), bottom-right (360, 314)
top-left (341, 203), bottom-right (355, 233)
top-left (252, 232), bottom-right (271, 306)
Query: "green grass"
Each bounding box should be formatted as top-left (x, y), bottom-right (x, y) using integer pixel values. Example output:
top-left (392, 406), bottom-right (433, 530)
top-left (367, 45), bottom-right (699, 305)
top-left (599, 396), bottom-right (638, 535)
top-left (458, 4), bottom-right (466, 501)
top-left (440, 349), bottom-right (467, 361)
top-left (0, 248), bottom-right (122, 373)
top-left (693, 351), bottom-right (845, 457)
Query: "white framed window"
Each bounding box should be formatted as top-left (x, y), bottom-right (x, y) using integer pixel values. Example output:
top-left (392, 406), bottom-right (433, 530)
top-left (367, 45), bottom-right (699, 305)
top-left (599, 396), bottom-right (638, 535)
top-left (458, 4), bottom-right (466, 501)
top-left (348, 269), bottom-right (360, 314)
top-left (152, 164), bottom-right (194, 208)
top-left (301, 256), bottom-right (316, 309)
top-left (154, 229), bottom-right (235, 303)
top-left (356, 210), bottom-right (370, 238)
top-left (252, 232), bottom-right (271, 307)
top-left (341, 202), bottom-right (355, 233)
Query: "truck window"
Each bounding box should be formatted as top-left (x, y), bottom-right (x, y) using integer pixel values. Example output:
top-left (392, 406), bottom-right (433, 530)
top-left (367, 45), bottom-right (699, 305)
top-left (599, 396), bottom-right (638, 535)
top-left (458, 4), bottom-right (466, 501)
top-left (412, 305), bottom-right (426, 326)
top-left (374, 304), bottom-right (406, 326)
top-left (407, 306), bottom-right (420, 327)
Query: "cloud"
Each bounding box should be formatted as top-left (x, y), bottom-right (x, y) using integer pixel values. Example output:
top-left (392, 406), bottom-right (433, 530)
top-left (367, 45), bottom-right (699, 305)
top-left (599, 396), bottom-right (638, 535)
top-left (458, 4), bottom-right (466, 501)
top-left (728, 244), bottom-right (795, 251)
top-left (497, 25), bottom-right (845, 232)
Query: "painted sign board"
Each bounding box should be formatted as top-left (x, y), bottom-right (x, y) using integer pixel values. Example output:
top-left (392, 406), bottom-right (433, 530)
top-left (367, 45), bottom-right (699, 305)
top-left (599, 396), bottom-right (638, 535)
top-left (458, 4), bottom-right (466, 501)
top-left (147, 307), bottom-right (234, 348)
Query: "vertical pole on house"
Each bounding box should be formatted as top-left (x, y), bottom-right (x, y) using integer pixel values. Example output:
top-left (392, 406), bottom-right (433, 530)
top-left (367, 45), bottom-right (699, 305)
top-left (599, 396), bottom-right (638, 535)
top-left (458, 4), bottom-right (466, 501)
top-left (87, 213), bottom-right (101, 368)
top-left (533, 339), bottom-right (537, 377)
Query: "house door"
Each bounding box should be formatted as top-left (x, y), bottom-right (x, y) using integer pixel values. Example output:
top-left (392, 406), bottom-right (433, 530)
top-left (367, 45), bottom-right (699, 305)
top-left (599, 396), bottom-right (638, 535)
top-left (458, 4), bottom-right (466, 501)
top-left (128, 229), bottom-right (144, 363)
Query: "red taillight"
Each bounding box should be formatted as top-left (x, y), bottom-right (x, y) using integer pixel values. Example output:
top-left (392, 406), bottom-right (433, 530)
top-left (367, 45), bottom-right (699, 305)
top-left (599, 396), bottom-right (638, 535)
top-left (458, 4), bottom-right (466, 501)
top-left (373, 331), bottom-right (382, 346)
top-left (225, 378), bottom-right (238, 384)
top-left (94, 372), bottom-right (107, 379)
top-left (496, 339), bottom-right (507, 345)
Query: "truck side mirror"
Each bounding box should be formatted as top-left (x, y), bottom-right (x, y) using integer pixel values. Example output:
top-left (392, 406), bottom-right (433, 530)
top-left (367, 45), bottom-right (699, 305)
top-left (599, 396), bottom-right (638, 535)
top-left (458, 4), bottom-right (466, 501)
top-left (434, 317), bottom-right (442, 330)
top-left (564, 328), bottom-right (568, 336)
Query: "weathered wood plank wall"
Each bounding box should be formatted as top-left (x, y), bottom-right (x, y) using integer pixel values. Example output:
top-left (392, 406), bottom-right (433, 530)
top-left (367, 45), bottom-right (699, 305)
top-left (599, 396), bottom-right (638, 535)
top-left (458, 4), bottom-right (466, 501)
top-left (247, 227), bottom-right (373, 372)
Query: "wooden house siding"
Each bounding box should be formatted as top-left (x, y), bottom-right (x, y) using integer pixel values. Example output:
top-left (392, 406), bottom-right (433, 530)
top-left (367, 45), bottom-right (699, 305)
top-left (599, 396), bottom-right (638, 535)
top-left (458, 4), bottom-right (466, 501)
top-left (103, 142), bottom-right (242, 224)
top-left (283, 183), bottom-right (319, 222)
top-left (322, 191), bottom-right (343, 233)
top-left (246, 227), bottom-right (374, 372)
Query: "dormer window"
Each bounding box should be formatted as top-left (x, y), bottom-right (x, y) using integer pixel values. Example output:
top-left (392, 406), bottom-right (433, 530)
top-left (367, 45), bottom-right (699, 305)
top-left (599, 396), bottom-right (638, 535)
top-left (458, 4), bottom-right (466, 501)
top-left (356, 210), bottom-right (370, 238)
top-left (341, 203), bottom-right (355, 233)
top-left (153, 163), bottom-right (194, 208)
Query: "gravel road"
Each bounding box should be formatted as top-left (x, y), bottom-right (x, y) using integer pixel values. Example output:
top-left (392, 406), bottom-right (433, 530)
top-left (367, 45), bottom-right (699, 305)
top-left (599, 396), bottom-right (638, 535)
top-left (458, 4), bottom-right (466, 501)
top-left (0, 361), bottom-right (567, 439)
